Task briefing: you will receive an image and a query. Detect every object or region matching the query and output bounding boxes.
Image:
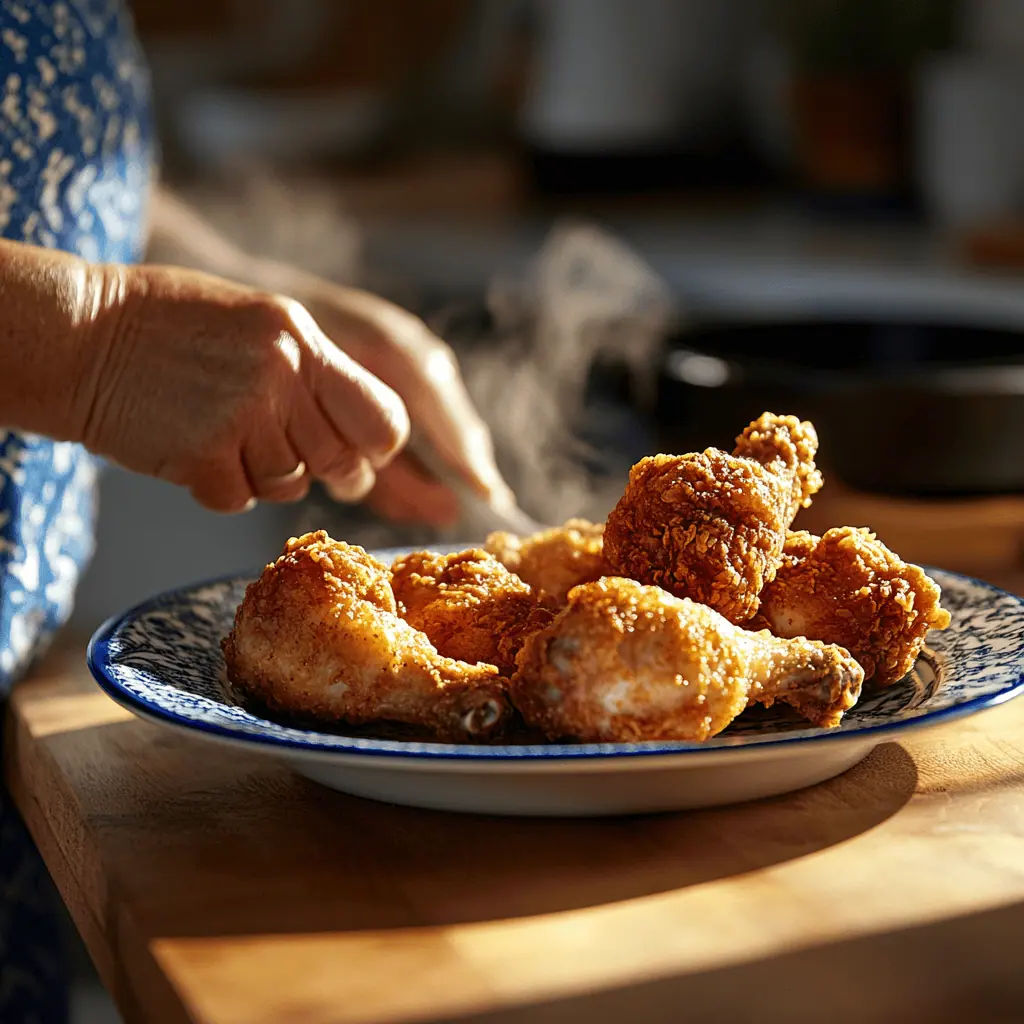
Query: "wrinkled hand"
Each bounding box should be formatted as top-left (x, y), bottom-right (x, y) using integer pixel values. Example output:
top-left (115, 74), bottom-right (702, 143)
top-left (135, 187), bottom-right (514, 524)
top-left (74, 264), bottom-right (416, 514)
top-left (298, 283), bottom-right (513, 525)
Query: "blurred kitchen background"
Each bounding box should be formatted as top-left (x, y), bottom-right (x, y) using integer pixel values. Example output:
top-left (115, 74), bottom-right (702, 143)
top-left (70, 0), bottom-right (1024, 641)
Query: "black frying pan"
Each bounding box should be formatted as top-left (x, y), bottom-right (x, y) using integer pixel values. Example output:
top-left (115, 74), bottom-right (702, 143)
top-left (655, 321), bottom-right (1024, 496)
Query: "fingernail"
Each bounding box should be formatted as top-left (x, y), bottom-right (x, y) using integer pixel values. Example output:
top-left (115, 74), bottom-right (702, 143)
top-left (467, 469), bottom-right (521, 518)
top-left (485, 479), bottom-right (520, 516)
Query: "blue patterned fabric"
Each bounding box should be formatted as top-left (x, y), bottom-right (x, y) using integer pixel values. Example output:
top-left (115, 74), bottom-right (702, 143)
top-left (0, 1), bottom-right (154, 1019)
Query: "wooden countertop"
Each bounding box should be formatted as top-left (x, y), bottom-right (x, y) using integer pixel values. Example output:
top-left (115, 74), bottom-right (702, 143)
top-left (6, 635), bottom-right (1024, 1024)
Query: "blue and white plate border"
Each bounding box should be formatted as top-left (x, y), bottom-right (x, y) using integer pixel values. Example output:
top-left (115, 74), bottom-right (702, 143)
top-left (86, 565), bottom-right (1024, 765)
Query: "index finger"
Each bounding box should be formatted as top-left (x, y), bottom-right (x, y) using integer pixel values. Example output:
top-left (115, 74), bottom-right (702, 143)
top-left (285, 299), bottom-right (411, 468)
top-left (302, 287), bottom-right (519, 514)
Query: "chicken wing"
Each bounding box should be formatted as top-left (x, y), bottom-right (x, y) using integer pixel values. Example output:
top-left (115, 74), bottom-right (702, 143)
top-left (222, 532), bottom-right (510, 741)
top-left (484, 518), bottom-right (612, 603)
top-left (751, 527), bottom-right (952, 686)
top-left (391, 548), bottom-right (555, 676)
top-left (603, 412), bottom-right (823, 624)
top-left (512, 576), bottom-right (863, 743)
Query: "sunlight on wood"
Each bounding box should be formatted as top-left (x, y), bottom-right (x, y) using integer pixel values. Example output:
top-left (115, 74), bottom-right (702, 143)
top-left (151, 880), bottom-right (1024, 1024)
top-left (26, 691), bottom-right (134, 737)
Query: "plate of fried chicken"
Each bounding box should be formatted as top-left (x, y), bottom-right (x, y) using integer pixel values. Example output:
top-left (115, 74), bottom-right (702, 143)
top-left (88, 413), bottom-right (1024, 816)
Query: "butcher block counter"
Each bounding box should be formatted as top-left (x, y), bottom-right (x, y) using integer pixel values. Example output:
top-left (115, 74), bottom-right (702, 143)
top-left (7, 488), bottom-right (1024, 1024)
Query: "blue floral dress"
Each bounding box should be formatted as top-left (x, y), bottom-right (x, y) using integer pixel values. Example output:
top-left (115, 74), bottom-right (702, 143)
top-left (0, 1), bottom-right (153, 1018)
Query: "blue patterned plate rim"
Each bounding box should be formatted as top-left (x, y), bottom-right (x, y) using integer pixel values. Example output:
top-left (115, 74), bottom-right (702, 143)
top-left (86, 565), bottom-right (1024, 762)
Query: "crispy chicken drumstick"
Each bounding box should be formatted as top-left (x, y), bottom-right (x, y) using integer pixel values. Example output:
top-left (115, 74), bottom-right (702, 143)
top-left (604, 413), bottom-right (823, 624)
top-left (391, 548), bottom-right (555, 676)
top-left (223, 532), bottom-right (510, 741)
top-left (751, 527), bottom-right (952, 686)
top-left (512, 577), bottom-right (863, 743)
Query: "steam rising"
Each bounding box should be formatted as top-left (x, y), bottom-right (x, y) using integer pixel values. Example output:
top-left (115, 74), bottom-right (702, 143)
top-left (308, 219), bottom-right (673, 548)
top-left (458, 222), bottom-right (673, 530)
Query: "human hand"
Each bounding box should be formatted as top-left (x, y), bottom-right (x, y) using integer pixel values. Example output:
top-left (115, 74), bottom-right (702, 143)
top-left (144, 186), bottom-right (515, 525)
top-left (297, 282), bottom-right (515, 526)
top-left (72, 264), bottom-right (412, 514)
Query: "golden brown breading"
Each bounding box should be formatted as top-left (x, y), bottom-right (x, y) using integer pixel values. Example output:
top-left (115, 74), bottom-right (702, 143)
top-left (390, 548), bottom-right (556, 676)
top-left (222, 532), bottom-right (510, 741)
top-left (484, 518), bottom-right (612, 603)
top-left (512, 576), bottom-right (863, 743)
top-left (734, 412), bottom-right (823, 519)
top-left (603, 412), bottom-right (822, 624)
top-left (751, 527), bottom-right (952, 686)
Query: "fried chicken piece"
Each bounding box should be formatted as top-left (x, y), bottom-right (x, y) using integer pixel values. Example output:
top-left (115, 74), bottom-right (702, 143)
top-left (222, 532), bottom-right (510, 742)
top-left (512, 576), bottom-right (863, 743)
top-left (484, 518), bottom-right (612, 603)
top-left (390, 548), bottom-right (556, 676)
top-left (751, 527), bottom-right (952, 687)
top-left (604, 412), bottom-right (823, 624)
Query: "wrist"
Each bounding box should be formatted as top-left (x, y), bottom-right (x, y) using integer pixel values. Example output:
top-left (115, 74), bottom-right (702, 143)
top-left (0, 240), bottom-right (117, 442)
top-left (64, 260), bottom-right (139, 450)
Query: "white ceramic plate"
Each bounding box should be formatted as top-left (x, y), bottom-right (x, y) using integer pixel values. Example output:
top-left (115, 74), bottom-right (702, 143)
top-left (87, 554), bottom-right (1024, 816)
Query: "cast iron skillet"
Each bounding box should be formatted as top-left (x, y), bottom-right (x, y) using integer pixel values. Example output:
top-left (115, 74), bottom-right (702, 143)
top-left (656, 321), bottom-right (1024, 497)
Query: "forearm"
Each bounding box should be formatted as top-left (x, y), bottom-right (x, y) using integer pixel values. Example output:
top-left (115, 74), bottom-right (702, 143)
top-left (0, 238), bottom-right (114, 440)
top-left (147, 184), bottom-right (319, 297)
